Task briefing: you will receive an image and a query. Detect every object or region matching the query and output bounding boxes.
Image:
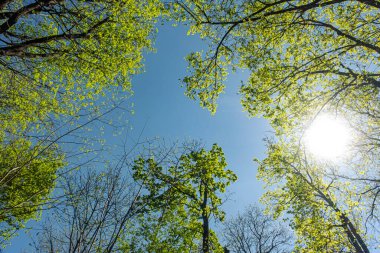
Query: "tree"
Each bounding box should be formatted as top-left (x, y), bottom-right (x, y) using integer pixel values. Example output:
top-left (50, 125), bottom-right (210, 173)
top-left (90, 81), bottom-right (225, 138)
top-left (172, 1), bottom-right (380, 250)
top-left (132, 142), bottom-right (237, 253)
top-left (34, 165), bottom-right (146, 253)
top-left (0, 0), bottom-right (162, 244)
top-left (223, 205), bottom-right (292, 253)
top-left (0, 102), bottom-right (130, 246)
top-left (257, 139), bottom-right (377, 252)
top-left (30, 135), bottom-right (154, 253)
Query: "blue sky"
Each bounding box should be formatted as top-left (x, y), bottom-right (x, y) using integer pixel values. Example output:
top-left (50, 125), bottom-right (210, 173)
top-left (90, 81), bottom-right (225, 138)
top-left (5, 23), bottom-right (271, 252)
top-left (128, 23), bottom-right (271, 214)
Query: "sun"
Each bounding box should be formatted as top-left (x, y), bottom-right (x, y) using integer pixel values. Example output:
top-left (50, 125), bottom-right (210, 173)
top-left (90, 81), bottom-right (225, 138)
top-left (304, 114), bottom-right (353, 160)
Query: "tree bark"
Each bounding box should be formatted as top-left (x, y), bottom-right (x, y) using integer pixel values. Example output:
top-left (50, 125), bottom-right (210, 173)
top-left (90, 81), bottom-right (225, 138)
top-left (201, 180), bottom-right (210, 253)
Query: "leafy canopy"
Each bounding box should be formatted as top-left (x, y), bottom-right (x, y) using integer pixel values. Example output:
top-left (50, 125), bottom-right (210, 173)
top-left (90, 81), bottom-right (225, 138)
top-left (0, 0), bottom-right (162, 139)
top-left (174, 0), bottom-right (379, 133)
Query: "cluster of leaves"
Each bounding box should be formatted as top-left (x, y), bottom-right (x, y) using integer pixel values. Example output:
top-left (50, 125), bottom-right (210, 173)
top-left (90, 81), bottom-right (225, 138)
top-left (0, 140), bottom-right (63, 244)
top-left (1, 0), bottom-right (162, 138)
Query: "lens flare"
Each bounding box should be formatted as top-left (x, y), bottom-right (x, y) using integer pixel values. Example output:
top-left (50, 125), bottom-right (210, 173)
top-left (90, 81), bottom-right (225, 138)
top-left (304, 114), bottom-right (352, 160)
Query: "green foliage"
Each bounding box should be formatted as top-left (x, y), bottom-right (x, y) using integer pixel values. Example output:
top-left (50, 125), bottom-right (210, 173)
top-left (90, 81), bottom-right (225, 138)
top-left (175, 0), bottom-right (379, 133)
top-left (257, 140), bottom-right (370, 252)
top-left (1, 0), bottom-right (162, 138)
top-left (0, 0), bottom-right (163, 245)
top-left (0, 140), bottom-right (63, 244)
top-left (132, 144), bottom-right (237, 252)
top-left (174, 1), bottom-right (380, 251)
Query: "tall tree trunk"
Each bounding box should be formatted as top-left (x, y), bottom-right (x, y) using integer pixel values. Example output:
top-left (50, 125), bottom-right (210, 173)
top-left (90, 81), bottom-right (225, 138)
top-left (201, 181), bottom-right (209, 253)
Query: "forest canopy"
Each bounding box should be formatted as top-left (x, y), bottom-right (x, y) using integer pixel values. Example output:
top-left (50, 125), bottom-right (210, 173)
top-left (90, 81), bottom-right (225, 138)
top-left (1, 0), bottom-right (379, 252)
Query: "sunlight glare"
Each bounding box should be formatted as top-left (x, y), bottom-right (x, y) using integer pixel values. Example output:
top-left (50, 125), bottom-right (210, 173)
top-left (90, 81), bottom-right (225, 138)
top-left (304, 114), bottom-right (352, 160)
